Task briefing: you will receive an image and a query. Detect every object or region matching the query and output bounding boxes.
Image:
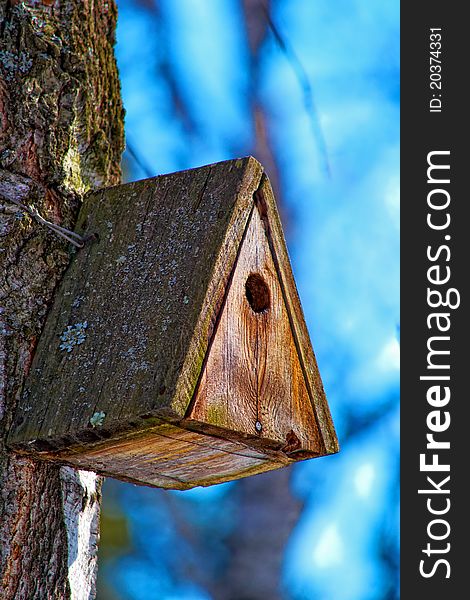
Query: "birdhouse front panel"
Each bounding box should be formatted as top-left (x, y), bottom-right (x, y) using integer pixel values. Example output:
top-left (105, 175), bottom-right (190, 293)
top-left (187, 203), bottom-right (323, 455)
top-left (7, 157), bottom-right (338, 489)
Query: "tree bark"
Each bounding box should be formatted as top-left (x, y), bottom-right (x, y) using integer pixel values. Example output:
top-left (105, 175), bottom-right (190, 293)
top-left (0, 1), bottom-right (123, 598)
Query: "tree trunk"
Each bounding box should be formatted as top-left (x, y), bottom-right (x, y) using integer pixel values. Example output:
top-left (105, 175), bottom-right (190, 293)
top-left (0, 1), bottom-right (123, 598)
top-left (213, 469), bottom-right (303, 600)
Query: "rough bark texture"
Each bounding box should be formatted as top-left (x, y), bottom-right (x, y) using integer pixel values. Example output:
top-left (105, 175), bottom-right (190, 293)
top-left (0, 1), bottom-right (124, 598)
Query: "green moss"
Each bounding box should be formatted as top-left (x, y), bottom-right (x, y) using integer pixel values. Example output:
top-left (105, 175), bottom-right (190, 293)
top-left (205, 404), bottom-right (228, 428)
top-left (63, 144), bottom-right (88, 195)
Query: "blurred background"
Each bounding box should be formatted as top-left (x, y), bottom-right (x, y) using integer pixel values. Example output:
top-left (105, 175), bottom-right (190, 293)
top-left (97, 1), bottom-right (400, 598)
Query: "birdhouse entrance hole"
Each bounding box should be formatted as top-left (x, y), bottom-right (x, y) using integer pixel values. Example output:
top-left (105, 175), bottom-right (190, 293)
top-left (245, 274), bottom-right (270, 313)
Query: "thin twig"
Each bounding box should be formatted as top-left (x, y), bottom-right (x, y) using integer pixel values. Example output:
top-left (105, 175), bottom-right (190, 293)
top-left (263, 7), bottom-right (331, 178)
top-left (126, 139), bottom-right (155, 179)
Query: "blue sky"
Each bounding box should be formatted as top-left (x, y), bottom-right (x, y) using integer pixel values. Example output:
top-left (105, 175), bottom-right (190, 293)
top-left (100, 2), bottom-right (400, 598)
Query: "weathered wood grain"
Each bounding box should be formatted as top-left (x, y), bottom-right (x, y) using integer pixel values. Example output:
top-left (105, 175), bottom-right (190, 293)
top-left (187, 205), bottom-right (323, 455)
top-left (7, 157), bottom-right (338, 489)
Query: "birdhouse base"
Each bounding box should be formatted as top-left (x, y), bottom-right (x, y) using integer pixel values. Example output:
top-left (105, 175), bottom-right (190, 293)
top-left (30, 419), bottom-right (319, 490)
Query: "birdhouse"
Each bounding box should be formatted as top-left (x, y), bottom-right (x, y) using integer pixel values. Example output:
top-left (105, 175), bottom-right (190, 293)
top-left (7, 157), bottom-right (338, 489)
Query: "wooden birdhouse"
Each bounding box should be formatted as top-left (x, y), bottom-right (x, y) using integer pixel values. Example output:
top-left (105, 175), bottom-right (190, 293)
top-left (7, 157), bottom-right (338, 489)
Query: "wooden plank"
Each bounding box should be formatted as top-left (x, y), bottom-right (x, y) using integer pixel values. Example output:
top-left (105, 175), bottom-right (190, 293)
top-left (22, 424), bottom-right (285, 490)
top-left (254, 175), bottom-right (339, 454)
top-left (187, 205), bottom-right (323, 455)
